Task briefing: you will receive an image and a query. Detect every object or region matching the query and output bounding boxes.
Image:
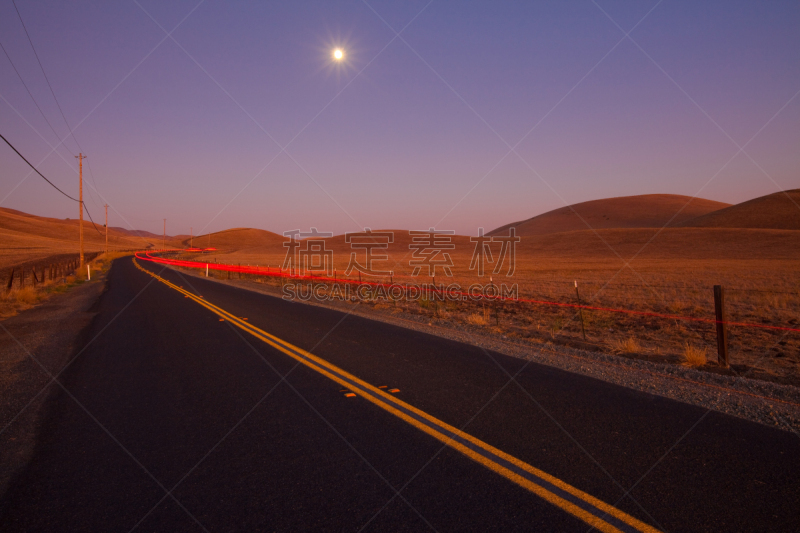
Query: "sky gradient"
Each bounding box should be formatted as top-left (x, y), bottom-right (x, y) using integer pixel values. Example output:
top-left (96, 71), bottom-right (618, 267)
top-left (1, 0), bottom-right (799, 237)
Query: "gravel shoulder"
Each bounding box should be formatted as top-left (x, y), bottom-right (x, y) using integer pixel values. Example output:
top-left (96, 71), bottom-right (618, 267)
top-left (172, 266), bottom-right (800, 434)
top-left (0, 270), bottom-right (108, 498)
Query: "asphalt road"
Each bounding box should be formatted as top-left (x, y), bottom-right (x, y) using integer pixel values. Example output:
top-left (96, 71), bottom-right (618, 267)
top-left (1, 257), bottom-right (798, 532)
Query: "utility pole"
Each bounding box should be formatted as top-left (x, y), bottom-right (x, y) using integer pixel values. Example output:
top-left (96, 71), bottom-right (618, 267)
top-left (104, 204), bottom-right (108, 255)
top-left (75, 154), bottom-right (86, 268)
top-left (163, 219), bottom-right (166, 250)
top-left (190, 226), bottom-right (193, 248)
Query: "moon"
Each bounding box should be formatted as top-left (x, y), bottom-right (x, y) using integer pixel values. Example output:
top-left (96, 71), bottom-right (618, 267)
top-left (333, 48), bottom-right (344, 61)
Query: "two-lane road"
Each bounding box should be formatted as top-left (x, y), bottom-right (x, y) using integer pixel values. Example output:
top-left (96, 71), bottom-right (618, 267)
top-left (1, 257), bottom-right (798, 531)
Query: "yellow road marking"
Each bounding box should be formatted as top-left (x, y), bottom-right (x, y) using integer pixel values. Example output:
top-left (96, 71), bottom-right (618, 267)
top-left (133, 258), bottom-right (659, 533)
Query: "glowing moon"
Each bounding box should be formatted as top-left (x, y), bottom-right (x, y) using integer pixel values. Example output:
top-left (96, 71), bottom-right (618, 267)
top-left (333, 48), bottom-right (344, 61)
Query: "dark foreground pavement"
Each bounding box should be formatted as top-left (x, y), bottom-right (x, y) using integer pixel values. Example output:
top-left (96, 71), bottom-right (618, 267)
top-left (1, 258), bottom-right (798, 532)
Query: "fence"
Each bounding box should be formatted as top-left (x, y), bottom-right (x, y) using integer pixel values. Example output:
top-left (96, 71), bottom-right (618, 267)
top-left (4, 252), bottom-right (105, 292)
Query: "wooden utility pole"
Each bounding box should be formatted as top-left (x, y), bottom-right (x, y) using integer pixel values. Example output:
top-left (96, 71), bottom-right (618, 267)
top-left (163, 219), bottom-right (166, 250)
top-left (75, 154), bottom-right (86, 267)
top-left (190, 226), bottom-right (193, 248)
top-left (104, 204), bottom-right (108, 255)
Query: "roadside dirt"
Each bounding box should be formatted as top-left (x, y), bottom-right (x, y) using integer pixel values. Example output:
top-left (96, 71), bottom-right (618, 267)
top-left (0, 270), bottom-right (108, 498)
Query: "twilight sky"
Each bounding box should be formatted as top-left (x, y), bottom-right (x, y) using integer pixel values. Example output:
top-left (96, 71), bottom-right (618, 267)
top-left (1, 0), bottom-right (798, 237)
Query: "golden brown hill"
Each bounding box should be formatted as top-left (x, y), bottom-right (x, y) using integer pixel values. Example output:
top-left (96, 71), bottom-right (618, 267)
top-left (0, 207), bottom-right (154, 269)
top-left (109, 227), bottom-right (164, 239)
top-left (517, 227), bottom-right (800, 261)
top-left (678, 189), bottom-right (800, 230)
top-left (488, 194), bottom-right (729, 237)
top-left (186, 228), bottom-right (287, 251)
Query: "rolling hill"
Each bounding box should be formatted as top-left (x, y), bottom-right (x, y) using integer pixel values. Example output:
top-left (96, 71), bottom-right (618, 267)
top-left (0, 207), bottom-right (158, 270)
top-left (488, 194), bottom-right (730, 237)
top-left (679, 189), bottom-right (800, 230)
top-left (184, 228), bottom-right (287, 251)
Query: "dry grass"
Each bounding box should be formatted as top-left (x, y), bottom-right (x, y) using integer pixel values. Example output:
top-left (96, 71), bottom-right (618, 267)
top-left (434, 304), bottom-right (450, 319)
top-left (610, 336), bottom-right (642, 354)
top-left (0, 253), bottom-right (116, 318)
top-left (467, 313), bottom-right (488, 326)
top-left (13, 287), bottom-right (38, 305)
top-left (169, 228), bottom-right (800, 384)
top-left (681, 344), bottom-right (708, 367)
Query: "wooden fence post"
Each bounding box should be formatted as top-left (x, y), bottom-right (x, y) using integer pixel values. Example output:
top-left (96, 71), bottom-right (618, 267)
top-left (575, 281), bottom-right (586, 341)
top-left (6, 268), bottom-right (13, 293)
top-left (714, 285), bottom-right (729, 367)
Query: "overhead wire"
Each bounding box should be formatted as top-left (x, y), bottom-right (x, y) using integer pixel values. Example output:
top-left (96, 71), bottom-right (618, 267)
top-left (9, 0), bottom-right (108, 232)
top-left (0, 40), bottom-right (73, 157)
top-left (11, 0), bottom-right (84, 156)
top-left (12, 0), bottom-right (105, 212)
top-left (1, 133), bottom-right (103, 236)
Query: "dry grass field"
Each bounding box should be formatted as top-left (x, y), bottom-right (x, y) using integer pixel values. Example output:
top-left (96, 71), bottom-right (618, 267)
top-left (0, 207), bottom-right (181, 271)
top-left (0, 207), bottom-right (169, 318)
top-left (4, 191), bottom-right (799, 384)
top-left (176, 190), bottom-right (800, 385)
top-left (0, 208), bottom-right (183, 272)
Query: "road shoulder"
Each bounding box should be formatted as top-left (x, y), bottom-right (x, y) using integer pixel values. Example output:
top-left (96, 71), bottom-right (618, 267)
top-left (0, 268), bottom-right (109, 498)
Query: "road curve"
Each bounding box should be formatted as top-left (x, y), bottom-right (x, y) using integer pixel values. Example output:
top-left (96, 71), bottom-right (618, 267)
top-left (1, 257), bottom-right (798, 532)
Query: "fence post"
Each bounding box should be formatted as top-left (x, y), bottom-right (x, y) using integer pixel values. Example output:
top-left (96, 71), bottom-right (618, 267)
top-left (6, 268), bottom-right (14, 293)
top-left (713, 285), bottom-right (729, 367)
top-left (575, 281), bottom-right (586, 341)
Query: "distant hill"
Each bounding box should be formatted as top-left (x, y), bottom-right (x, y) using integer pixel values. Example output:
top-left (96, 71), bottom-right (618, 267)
top-left (0, 207), bottom-right (151, 245)
top-left (488, 194), bottom-right (730, 237)
top-left (679, 189), bottom-right (800, 230)
top-left (516, 227), bottom-right (800, 261)
top-left (185, 228), bottom-right (286, 250)
top-left (109, 227), bottom-right (164, 240)
top-left (0, 207), bottom-right (154, 269)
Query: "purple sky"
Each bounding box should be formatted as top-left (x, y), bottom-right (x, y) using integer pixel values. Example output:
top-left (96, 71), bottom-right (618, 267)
top-left (1, 0), bottom-right (798, 237)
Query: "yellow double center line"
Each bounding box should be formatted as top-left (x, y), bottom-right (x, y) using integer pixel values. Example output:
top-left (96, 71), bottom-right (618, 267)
top-left (134, 258), bottom-right (659, 533)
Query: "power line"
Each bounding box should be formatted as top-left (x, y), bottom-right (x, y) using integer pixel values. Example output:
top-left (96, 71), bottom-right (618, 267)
top-left (81, 195), bottom-right (104, 236)
top-left (0, 41), bottom-right (73, 156)
top-left (1, 133), bottom-right (77, 201)
top-left (11, 0), bottom-right (84, 156)
top-left (0, 132), bottom-right (103, 236)
top-left (10, 0), bottom-right (105, 234)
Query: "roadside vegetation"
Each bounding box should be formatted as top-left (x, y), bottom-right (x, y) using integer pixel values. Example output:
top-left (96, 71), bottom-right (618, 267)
top-left (0, 252), bottom-right (130, 319)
